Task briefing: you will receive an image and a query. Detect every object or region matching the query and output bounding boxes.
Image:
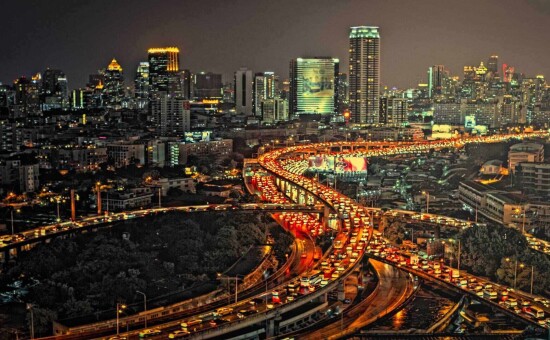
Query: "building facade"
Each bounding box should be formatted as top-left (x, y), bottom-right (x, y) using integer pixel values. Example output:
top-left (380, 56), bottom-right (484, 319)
top-left (289, 57), bottom-right (339, 116)
top-left (349, 26), bottom-right (380, 124)
top-left (235, 68), bottom-right (254, 115)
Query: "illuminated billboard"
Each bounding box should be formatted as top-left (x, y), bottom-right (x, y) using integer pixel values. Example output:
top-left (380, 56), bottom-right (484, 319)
top-left (308, 155), bottom-right (335, 172)
top-left (308, 155), bottom-right (368, 174)
top-left (184, 131), bottom-right (211, 143)
top-left (292, 57), bottom-right (339, 115)
top-left (335, 156), bottom-right (368, 173)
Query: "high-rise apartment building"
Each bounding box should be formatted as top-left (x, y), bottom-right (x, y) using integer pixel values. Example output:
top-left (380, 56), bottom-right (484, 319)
top-left (337, 73), bottom-right (349, 114)
top-left (289, 57), bottom-right (339, 116)
top-left (379, 96), bottom-right (408, 125)
top-left (148, 47), bottom-right (181, 96)
top-left (234, 67), bottom-right (254, 115)
top-left (349, 26), bottom-right (380, 124)
top-left (150, 94), bottom-right (190, 136)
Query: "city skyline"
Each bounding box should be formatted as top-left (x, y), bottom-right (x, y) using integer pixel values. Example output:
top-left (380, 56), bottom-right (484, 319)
top-left (1, 0), bottom-right (549, 89)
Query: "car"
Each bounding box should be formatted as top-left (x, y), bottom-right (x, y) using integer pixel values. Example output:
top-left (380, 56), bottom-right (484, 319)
top-left (209, 318), bottom-right (228, 327)
top-left (139, 328), bottom-right (162, 338)
top-left (169, 330), bottom-right (190, 338)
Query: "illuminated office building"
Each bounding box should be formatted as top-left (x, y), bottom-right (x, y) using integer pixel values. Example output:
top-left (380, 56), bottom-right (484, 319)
top-left (349, 26), bottom-right (380, 124)
top-left (103, 58), bottom-right (125, 110)
top-left (487, 55), bottom-right (499, 75)
top-left (148, 47), bottom-right (181, 96)
top-left (134, 62), bottom-right (149, 110)
top-left (41, 68), bottom-right (69, 110)
top-left (289, 57), bottom-right (339, 116)
top-left (193, 72), bottom-right (223, 100)
top-left (254, 71), bottom-right (278, 115)
top-left (428, 65), bottom-right (447, 98)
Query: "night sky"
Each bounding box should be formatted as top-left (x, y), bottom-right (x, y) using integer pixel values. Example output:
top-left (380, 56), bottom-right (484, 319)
top-left (1, 0), bottom-right (549, 89)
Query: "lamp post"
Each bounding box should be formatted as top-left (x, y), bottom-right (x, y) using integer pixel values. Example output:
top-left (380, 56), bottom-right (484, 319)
top-left (27, 303), bottom-right (34, 339)
top-left (136, 291), bottom-right (147, 328)
top-left (57, 199), bottom-right (61, 222)
top-left (116, 303), bottom-right (126, 336)
top-left (529, 265), bottom-right (534, 295)
top-left (506, 258), bottom-right (518, 290)
top-left (421, 191), bottom-right (429, 214)
top-left (10, 208), bottom-right (20, 235)
top-left (217, 274), bottom-right (244, 304)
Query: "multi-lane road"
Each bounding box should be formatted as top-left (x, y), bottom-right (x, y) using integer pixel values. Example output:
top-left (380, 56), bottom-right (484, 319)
top-left (8, 131), bottom-right (550, 339)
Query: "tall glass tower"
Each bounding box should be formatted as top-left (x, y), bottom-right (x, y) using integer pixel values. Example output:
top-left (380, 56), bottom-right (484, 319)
top-left (147, 47), bottom-right (180, 95)
top-left (289, 57), bottom-right (339, 116)
top-left (349, 26), bottom-right (380, 124)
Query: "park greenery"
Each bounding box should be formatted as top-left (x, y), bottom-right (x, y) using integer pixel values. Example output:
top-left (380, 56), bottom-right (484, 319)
top-left (1, 211), bottom-right (294, 335)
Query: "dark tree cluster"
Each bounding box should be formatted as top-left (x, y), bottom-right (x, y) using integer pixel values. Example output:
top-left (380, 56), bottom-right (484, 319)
top-left (1, 211), bottom-right (274, 334)
top-left (460, 224), bottom-right (550, 296)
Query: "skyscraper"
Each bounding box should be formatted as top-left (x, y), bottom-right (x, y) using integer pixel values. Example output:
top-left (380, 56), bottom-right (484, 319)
top-left (428, 65), bottom-right (447, 98)
top-left (134, 62), bottom-right (149, 111)
top-left (103, 58), bottom-right (124, 110)
top-left (349, 26), bottom-right (380, 124)
top-left (254, 72), bottom-right (278, 115)
top-left (337, 73), bottom-right (349, 113)
top-left (289, 57), bottom-right (339, 116)
top-left (234, 67), bottom-right (254, 115)
top-left (150, 94), bottom-right (190, 136)
top-left (147, 47), bottom-right (181, 95)
top-left (181, 69), bottom-right (192, 100)
top-left (193, 72), bottom-right (223, 100)
top-left (41, 68), bottom-right (69, 110)
top-left (487, 55), bottom-right (499, 75)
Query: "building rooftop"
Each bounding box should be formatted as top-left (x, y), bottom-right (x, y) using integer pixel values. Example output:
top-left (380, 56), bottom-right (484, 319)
top-left (509, 142), bottom-right (543, 153)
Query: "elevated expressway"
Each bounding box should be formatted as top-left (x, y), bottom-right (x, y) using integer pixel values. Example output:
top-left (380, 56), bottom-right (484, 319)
top-left (34, 131), bottom-right (549, 339)
top-left (0, 203), bottom-right (325, 261)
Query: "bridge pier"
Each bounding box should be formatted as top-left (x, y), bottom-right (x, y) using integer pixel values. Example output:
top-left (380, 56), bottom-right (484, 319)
top-left (266, 312), bottom-right (282, 338)
top-left (337, 280), bottom-right (345, 301)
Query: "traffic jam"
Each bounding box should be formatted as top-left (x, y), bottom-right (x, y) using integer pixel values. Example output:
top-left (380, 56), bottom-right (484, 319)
top-left (365, 231), bottom-right (550, 327)
top-left (139, 144), bottom-right (375, 338)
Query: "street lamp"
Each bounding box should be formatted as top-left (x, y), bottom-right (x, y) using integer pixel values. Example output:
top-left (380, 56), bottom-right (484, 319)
top-left (529, 265), bottom-right (534, 295)
top-left (116, 303), bottom-right (127, 336)
top-left (421, 191), bottom-right (429, 214)
top-left (217, 274), bottom-right (244, 304)
top-left (27, 303), bottom-right (34, 339)
top-left (514, 207), bottom-right (527, 234)
top-left (447, 238), bottom-right (461, 272)
top-left (10, 208), bottom-right (20, 235)
top-left (505, 258), bottom-right (519, 290)
top-left (136, 291), bottom-right (147, 328)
